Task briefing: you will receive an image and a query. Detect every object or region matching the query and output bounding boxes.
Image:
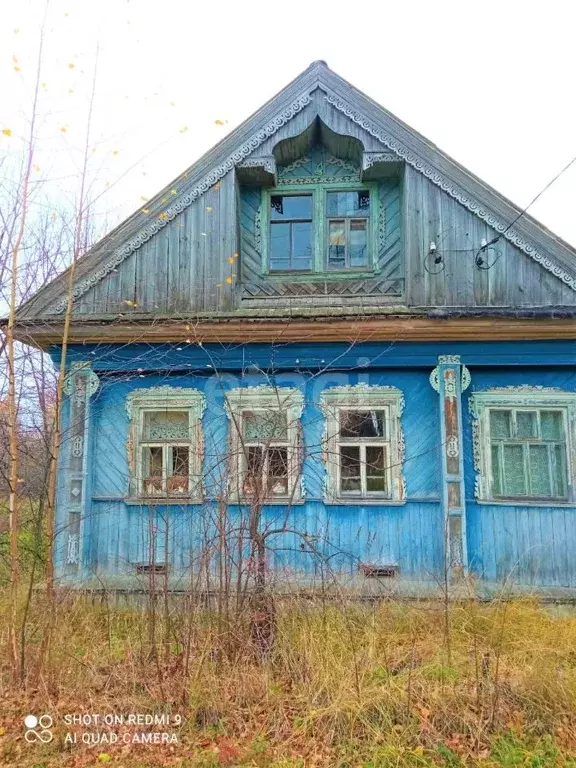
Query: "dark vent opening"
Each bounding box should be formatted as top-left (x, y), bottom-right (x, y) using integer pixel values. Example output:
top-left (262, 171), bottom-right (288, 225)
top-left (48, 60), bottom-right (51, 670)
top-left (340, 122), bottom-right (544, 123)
top-left (136, 564), bottom-right (166, 575)
top-left (360, 564), bottom-right (399, 578)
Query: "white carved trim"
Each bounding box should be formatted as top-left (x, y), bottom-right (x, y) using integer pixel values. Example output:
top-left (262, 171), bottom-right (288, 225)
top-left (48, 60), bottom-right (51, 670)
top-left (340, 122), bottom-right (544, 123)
top-left (321, 86), bottom-right (576, 291)
top-left (48, 77), bottom-right (576, 313)
top-left (319, 385), bottom-right (405, 502)
top-left (469, 387), bottom-right (576, 502)
top-left (51, 92), bottom-right (313, 312)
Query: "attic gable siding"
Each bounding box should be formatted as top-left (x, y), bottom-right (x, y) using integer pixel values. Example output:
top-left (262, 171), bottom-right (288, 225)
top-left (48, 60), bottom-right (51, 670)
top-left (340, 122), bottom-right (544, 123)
top-left (405, 167), bottom-right (576, 308)
top-left (75, 170), bottom-right (237, 316)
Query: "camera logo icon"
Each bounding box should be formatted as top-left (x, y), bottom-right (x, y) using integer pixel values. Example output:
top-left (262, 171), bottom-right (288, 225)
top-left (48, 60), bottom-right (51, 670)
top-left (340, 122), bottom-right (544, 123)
top-left (24, 714), bottom-right (53, 743)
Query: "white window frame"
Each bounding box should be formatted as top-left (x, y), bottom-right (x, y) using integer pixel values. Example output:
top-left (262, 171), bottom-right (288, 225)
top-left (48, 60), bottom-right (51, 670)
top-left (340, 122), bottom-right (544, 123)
top-left (225, 386), bottom-right (304, 504)
top-left (126, 386), bottom-right (204, 501)
top-left (320, 385), bottom-right (405, 503)
top-left (469, 388), bottom-right (576, 504)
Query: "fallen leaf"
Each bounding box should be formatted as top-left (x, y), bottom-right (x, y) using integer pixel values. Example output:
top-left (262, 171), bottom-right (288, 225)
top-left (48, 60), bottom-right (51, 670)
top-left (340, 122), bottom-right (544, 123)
top-left (225, 276), bottom-right (233, 284)
top-left (2, 128), bottom-right (12, 137)
top-left (214, 119), bottom-right (228, 126)
top-left (67, 62), bottom-right (75, 69)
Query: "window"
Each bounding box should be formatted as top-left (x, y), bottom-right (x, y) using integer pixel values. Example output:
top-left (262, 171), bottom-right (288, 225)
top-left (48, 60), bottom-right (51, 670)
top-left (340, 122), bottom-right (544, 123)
top-left (126, 387), bottom-right (204, 500)
top-left (269, 194), bottom-right (313, 271)
top-left (226, 387), bottom-right (304, 503)
top-left (326, 190), bottom-right (370, 269)
top-left (320, 386), bottom-right (405, 502)
top-left (470, 390), bottom-right (576, 503)
top-left (263, 184), bottom-right (376, 275)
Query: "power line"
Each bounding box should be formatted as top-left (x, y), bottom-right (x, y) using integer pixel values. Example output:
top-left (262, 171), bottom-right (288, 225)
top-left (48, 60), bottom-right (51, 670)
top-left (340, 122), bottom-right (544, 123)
top-left (475, 151), bottom-right (576, 266)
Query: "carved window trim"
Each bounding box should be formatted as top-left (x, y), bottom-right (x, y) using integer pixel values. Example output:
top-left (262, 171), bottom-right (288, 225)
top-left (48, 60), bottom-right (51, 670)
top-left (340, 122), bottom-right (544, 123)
top-left (320, 385), bottom-right (405, 504)
top-left (260, 180), bottom-right (380, 278)
top-left (225, 386), bottom-right (304, 505)
top-left (469, 388), bottom-right (576, 504)
top-left (126, 386), bottom-right (205, 501)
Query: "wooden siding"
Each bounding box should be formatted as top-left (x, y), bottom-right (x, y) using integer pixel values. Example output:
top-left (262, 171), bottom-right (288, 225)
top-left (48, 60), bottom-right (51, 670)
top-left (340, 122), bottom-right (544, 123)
top-left (67, 93), bottom-right (575, 318)
top-left (405, 166), bottom-right (576, 307)
top-left (75, 170), bottom-right (238, 315)
top-left (52, 351), bottom-right (576, 592)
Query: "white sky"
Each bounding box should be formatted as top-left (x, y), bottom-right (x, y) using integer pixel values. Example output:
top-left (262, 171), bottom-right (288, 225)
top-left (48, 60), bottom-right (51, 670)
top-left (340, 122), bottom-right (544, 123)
top-left (1, 0), bottom-right (576, 248)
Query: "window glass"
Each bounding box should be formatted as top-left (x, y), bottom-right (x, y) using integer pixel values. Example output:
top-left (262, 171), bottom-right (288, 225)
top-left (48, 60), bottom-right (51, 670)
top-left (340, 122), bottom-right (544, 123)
top-left (365, 446), bottom-right (387, 492)
top-left (489, 410), bottom-right (511, 439)
top-left (503, 444), bottom-right (526, 496)
top-left (350, 220), bottom-right (367, 267)
top-left (271, 194), bottom-right (312, 220)
top-left (326, 191), bottom-right (369, 217)
top-left (516, 411), bottom-right (537, 439)
top-left (339, 410), bottom-right (386, 439)
top-left (541, 411), bottom-right (563, 440)
top-left (528, 444), bottom-right (551, 496)
top-left (340, 446), bottom-right (361, 492)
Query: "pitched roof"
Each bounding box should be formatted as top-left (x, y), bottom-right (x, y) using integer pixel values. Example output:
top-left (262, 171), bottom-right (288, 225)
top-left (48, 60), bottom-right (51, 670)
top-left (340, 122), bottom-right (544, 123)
top-left (16, 60), bottom-right (576, 321)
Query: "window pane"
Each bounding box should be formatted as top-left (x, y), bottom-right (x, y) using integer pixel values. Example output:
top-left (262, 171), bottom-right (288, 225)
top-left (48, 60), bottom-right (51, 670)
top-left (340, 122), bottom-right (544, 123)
top-left (326, 191), bottom-right (369, 217)
top-left (339, 410), bottom-right (386, 439)
top-left (366, 446), bottom-right (387, 492)
top-left (491, 444), bottom-right (502, 495)
top-left (489, 410), bottom-right (511, 439)
top-left (171, 446), bottom-right (189, 476)
top-left (270, 194), bottom-right (312, 220)
top-left (528, 444), bottom-right (551, 496)
top-left (340, 446), bottom-right (361, 492)
top-left (292, 221), bottom-right (312, 269)
top-left (267, 447), bottom-right (288, 495)
top-left (244, 446), bottom-right (264, 495)
top-left (270, 222), bottom-right (291, 270)
top-left (503, 444), bottom-right (527, 496)
top-left (516, 411), bottom-right (537, 439)
top-left (328, 220), bottom-right (346, 268)
top-left (350, 220), bottom-right (367, 267)
top-left (554, 445), bottom-right (568, 498)
top-left (242, 410), bottom-right (288, 442)
top-left (142, 446), bottom-right (163, 494)
top-left (541, 411), bottom-right (563, 441)
top-left (143, 411), bottom-right (188, 440)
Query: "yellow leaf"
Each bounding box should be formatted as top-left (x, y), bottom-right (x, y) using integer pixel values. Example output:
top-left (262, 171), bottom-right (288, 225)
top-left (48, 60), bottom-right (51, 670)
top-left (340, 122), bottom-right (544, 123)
top-left (216, 283), bottom-right (222, 288)
top-left (179, 126), bottom-right (188, 133)
top-left (60, 126), bottom-right (67, 133)
top-left (41, 82), bottom-right (47, 88)
top-left (225, 276), bottom-right (233, 284)
top-left (227, 257), bottom-right (234, 264)
top-left (67, 62), bottom-right (75, 69)
top-left (214, 119), bottom-right (227, 126)
top-left (140, 196), bottom-right (148, 201)
top-left (68, 88), bottom-right (73, 94)
top-left (141, 208), bottom-right (150, 214)
top-left (98, 754), bottom-right (111, 763)
top-left (171, 189), bottom-right (177, 195)
top-left (13, 66), bottom-right (21, 72)
top-left (13, 28), bottom-right (20, 33)
top-left (12, 55), bottom-right (18, 63)
top-left (233, 252), bottom-right (238, 259)
top-left (212, 183), bottom-right (221, 192)
top-left (33, 165), bottom-right (40, 172)
top-left (206, 206), bottom-right (213, 212)
top-left (159, 211), bottom-right (169, 220)
top-left (161, 197), bottom-right (168, 203)
top-left (112, 149), bottom-right (119, 155)
top-left (2, 128), bottom-right (12, 137)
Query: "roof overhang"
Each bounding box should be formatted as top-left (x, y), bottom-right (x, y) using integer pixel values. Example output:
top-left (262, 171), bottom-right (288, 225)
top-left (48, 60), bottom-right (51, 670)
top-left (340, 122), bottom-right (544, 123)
top-left (9, 312), bottom-right (576, 349)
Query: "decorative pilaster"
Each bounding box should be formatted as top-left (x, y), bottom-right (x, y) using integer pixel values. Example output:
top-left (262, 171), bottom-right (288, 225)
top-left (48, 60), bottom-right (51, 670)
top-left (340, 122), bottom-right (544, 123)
top-left (62, 362), bottom-right (99, 574)
top-left (430, 355), bottom-right (471, 578)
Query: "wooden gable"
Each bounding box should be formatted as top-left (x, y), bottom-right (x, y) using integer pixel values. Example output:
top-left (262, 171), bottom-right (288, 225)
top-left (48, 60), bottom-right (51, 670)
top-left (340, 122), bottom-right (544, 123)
top-left (14, 60), bottom-right (576, 331)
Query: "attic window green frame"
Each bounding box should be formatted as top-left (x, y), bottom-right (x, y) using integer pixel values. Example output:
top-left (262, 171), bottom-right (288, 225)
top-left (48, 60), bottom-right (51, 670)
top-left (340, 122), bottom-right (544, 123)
top-left (260, 181), bottom-right (379, 278)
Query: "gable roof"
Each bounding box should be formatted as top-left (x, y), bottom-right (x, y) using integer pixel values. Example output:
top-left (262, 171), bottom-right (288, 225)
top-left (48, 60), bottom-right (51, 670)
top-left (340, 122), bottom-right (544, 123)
top-left (16, 60), bottom-right (576, 321)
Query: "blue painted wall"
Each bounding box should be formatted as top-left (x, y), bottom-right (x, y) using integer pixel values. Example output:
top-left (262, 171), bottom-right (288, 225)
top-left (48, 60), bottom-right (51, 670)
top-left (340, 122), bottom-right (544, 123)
top-left (53, 342), bottom-right (576, 590)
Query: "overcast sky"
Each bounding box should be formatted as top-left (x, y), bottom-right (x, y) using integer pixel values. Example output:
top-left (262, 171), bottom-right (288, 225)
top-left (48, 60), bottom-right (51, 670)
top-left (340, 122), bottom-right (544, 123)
top-left (2, 0), bottom-right (576, 248)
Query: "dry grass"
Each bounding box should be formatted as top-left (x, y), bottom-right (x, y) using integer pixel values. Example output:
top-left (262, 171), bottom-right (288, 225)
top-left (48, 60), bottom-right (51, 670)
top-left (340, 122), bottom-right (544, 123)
top-left (1, 594), bottom-right (575, 767)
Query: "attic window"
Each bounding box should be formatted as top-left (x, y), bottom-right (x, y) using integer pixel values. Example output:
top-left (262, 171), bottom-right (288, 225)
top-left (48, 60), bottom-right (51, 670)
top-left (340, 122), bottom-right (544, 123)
top-left (263, 183), bottom-right (376, 275)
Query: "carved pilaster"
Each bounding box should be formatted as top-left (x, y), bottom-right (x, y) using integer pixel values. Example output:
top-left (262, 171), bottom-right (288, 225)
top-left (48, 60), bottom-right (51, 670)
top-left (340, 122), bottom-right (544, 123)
top-left (430, 355), bottom-right (470, 580)
top-left (63, 362), bottom-right (100, 573)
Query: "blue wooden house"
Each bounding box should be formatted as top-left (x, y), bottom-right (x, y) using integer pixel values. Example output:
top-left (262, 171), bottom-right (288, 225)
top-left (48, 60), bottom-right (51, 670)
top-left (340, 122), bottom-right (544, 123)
top-left (15, 61), bottom-right (576, 596)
